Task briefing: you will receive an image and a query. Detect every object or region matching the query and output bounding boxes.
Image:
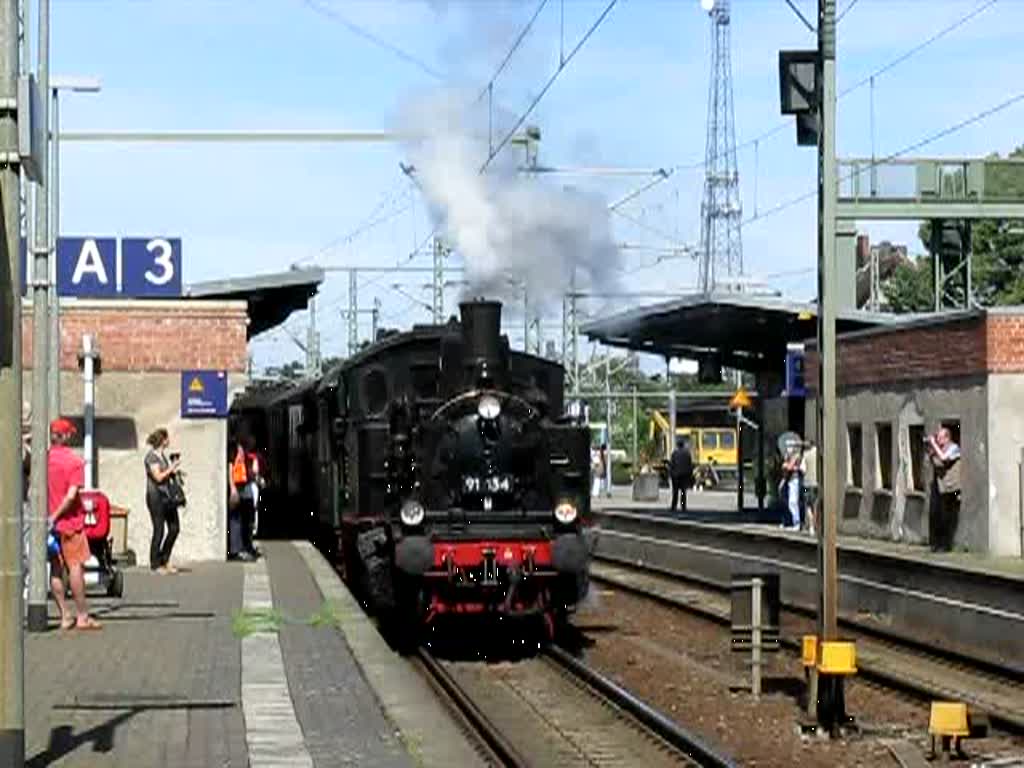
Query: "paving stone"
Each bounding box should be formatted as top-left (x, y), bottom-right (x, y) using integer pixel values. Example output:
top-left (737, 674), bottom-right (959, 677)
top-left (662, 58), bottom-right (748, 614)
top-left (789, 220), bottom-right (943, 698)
top-left (263, 541), bottom-right (414, 768)
top-left (25, 562), bottom-right (247, 768)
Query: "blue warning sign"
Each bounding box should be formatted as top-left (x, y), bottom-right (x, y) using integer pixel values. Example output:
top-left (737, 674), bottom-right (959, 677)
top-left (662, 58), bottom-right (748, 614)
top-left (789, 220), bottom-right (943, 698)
top-left (181, 370), bottom-right (228, 418)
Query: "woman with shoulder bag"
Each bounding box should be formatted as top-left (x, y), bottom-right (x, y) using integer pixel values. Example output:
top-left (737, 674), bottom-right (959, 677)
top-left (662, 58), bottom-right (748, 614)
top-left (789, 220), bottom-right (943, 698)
top-left (145, 428), bottom-right (184, 574)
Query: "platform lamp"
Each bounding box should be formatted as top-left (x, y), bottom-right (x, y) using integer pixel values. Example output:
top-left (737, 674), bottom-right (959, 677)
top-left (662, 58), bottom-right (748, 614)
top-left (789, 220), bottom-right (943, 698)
top-left (47, 75), bottom-right (101, 419)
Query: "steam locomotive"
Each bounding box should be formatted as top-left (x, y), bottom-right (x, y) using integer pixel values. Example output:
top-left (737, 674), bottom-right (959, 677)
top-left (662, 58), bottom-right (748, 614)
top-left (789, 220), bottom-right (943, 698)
top-left (233, 300), bottom-right (593, 642)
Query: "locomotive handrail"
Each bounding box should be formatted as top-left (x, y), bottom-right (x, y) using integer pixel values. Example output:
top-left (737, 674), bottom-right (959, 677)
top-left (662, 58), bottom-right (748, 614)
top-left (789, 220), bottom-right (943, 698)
top-left (429, 388), bottom-right (536, 423)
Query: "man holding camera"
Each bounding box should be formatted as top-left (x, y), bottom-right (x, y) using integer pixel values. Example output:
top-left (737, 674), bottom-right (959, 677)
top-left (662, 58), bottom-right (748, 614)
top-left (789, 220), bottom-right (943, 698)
top-left (926, 427), bottom-right (961, 552)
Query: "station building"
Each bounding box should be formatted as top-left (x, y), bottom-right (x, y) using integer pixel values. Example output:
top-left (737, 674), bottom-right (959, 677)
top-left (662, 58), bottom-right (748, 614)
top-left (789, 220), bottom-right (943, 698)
top-left (585, 292), bottom-right (1024, 557)
top-left (21, 267), bottom-right (323, 567)
top-left (804, 307), bottom-right (1024, 556)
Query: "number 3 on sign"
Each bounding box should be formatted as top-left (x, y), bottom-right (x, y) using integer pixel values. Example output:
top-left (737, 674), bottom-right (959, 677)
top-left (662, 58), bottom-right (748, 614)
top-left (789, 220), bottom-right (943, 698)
top-left (120, 237), bottom-right (182, 297)
top-left (144, 238), bottom-right (175, 286)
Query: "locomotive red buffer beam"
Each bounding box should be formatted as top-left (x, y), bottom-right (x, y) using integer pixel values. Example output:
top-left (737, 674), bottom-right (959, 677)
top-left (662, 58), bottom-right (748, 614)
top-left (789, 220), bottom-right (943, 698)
top-left (394, 532), bottom-right (590, 619)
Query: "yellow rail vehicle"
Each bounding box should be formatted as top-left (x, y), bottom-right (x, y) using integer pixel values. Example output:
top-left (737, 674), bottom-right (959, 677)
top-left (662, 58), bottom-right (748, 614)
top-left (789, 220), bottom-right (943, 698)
top-left (649, 411), bottom-right (738, 470)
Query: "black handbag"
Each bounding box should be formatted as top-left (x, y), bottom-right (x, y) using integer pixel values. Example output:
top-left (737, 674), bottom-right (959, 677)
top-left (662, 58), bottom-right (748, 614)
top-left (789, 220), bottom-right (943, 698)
top-left (162, 474), bottom-right (187, 508)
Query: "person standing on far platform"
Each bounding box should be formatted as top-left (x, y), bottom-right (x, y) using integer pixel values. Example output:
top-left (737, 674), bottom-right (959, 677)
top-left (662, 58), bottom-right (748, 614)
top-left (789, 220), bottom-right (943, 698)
top-left (927, 427), bottom-right (961, 552)
top-left (48, 418), bottom-right (102, 631)
top-left (780, 441), bottom-right (803, 530)
top-left (801, 441), bottom-right (818, 535)
top-left (145, 428), bottom-right (183, 573)
top-left (668, 437), bottom-right (694, 514)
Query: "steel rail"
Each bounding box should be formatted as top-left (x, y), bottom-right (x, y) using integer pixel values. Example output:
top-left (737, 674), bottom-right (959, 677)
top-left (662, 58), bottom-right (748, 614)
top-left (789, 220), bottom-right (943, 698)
top-left (413, 648), bottom-right (529, 768)
top-left (544, 645), bottom-right (737, 768)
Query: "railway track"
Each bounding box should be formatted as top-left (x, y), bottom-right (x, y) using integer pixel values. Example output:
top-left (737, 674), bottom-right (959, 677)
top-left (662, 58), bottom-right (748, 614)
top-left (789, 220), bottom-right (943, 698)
top-left (591, 556), bottom-right (1024, 733)
top-left (414, 644), bottom-right (735, 768)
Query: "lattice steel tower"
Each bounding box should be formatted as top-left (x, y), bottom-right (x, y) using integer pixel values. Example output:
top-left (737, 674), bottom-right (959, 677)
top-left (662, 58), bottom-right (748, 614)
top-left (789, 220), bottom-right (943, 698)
top-left (698, 0), bottom-right (743, 293)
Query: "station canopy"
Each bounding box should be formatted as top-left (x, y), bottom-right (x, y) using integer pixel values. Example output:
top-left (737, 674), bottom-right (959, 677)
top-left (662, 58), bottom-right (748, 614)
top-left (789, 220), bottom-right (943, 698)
top-left (582, 291), bottom-right (892, 370)
top-left (185, 266), bottom-right (325, 339)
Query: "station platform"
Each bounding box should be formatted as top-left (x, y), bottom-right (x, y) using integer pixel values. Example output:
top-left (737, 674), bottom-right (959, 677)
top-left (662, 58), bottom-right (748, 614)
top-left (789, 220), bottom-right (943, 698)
top-left (593, 486), bottom-right (1024, 579)
top-left (591, 487), bottom-right (1024, 665)
top-left (26, 541), bottom-right (483, 768)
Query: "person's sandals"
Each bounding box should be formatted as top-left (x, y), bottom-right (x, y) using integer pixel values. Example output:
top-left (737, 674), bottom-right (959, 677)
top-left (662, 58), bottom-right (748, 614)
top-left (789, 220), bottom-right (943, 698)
top-left (58, 617), bottom-right (75, 632)
top-left (75, 616), bottom-right (102, 631)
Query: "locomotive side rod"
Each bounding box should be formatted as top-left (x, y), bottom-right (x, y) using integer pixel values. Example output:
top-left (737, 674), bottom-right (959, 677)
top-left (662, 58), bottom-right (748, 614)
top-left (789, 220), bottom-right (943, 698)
top-left (414, 648), bottom-right (530, 768)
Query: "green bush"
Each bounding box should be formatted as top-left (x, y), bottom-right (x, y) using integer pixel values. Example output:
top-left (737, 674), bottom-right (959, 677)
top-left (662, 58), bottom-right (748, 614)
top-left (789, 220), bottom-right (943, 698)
top-left (611, 459), bottom-right (633, 486)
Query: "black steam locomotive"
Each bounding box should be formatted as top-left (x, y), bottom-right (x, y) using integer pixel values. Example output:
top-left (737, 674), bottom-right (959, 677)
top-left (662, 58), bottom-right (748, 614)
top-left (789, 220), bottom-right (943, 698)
top-left (233, 300), bottom-right (593, 641)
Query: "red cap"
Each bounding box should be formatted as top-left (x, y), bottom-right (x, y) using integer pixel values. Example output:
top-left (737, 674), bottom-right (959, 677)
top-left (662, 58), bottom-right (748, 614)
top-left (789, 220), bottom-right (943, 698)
top-left (50, 418), bottom-right (77, 437)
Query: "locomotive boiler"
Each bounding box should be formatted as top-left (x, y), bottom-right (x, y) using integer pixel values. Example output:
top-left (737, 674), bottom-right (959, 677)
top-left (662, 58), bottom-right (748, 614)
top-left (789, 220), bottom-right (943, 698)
top-left (244, 299), bottom-right (593, 643)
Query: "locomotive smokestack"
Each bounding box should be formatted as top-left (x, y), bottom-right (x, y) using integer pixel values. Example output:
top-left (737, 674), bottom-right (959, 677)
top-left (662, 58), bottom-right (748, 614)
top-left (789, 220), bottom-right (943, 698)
top-left (459, 300), bottom-right (503, 383)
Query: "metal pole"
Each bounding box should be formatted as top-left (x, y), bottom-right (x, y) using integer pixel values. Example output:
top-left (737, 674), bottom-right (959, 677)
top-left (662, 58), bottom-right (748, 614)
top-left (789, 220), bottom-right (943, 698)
top-left (605, 357), bottom-right (612, 496)
top-left (523, 287), bottom-right (530, 353)
top-left (27, 0), bottom-right (51, 635)
top-left (81, 334), bottom-right (95, 489)
top-left (632, 386), bottom-right (638, 469)
top-left (348, 270), bottom-right (358, 355)
top-left (756, 372), bottom-right (765, 515)
top-left (432, 237), bottom-right (444, 324)
top-left (371, 298), bottom-right (380, 342)
top-left (751, 577), bottom-right (763, 700)
top-left (1, 0), bottom-right (26, 758)
top-left (668, 389), bottom-right (677, 453)
top-left (47, 87), bottom-right (58, 418)
top-left (736, 404), bottom-right (744, 513)
top-left (817, 0), bottom-right (839, 642)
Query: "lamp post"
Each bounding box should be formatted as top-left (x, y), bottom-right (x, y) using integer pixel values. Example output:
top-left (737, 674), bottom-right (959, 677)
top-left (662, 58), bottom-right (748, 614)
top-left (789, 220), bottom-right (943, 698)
top-left (47, 75), bottom-right (101, 419)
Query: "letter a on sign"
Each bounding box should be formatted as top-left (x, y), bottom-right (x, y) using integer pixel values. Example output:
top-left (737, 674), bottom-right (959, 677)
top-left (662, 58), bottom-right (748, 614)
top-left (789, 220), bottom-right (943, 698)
top-left (71, 239), bottom-right (109, 285)
top-left (58, 237), bottom-right (117, 297)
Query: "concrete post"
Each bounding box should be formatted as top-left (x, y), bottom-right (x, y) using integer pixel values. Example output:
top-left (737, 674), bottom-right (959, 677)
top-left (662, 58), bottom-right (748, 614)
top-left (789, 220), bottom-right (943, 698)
top-left (27, 0), bottom-right (51, 635)
top-left (0, 0), bottom-right (26, 759)
top-left (47, 86), bottom-right (58, 418)
top-left (817, 0), bottom-right (840, 644)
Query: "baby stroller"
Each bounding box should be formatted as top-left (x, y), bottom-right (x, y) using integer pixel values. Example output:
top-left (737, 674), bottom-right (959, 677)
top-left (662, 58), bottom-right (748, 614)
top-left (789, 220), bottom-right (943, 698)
top-left (80, 490), bottom-right (125, 598)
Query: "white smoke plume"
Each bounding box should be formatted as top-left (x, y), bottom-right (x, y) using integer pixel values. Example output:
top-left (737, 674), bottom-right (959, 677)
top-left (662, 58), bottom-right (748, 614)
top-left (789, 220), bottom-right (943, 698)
top-left (400, 89), bottom-right (621, 311)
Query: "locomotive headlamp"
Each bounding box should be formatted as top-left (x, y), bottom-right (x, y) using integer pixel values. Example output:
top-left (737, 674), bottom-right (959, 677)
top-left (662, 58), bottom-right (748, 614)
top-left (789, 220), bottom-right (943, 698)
top-left (477, 394), bottom-right (501, 420)
top-left (554, 501), bottom-right (578, 525)
top-left (400, 499), bottom-right (425, 527)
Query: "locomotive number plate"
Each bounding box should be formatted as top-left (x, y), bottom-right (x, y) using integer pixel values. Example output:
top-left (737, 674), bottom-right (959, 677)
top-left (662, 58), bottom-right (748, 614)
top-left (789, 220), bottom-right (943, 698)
top-left (463, 475), bottom-right (513, 493)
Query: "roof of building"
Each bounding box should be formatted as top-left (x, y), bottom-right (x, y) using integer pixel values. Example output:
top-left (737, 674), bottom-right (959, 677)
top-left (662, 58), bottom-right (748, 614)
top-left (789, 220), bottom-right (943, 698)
top-left (581, 291), bottom-right (895, 369)
top-left (185, 267), bottom-right (325, 339)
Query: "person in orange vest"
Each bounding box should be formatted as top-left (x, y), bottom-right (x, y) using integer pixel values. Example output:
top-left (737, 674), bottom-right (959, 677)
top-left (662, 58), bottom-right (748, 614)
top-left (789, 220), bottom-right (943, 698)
top-left (228, 437), bottom-right (256, 562)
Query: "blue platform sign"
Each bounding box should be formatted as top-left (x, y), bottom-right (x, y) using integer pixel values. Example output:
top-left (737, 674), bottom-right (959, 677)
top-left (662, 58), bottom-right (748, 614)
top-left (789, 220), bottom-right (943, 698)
top-left (57, 237), bottom-right (118, 297)
top-left (181, 370), bottom-right (228, 419)
top-left (785, 350), bottom-right (806, 398)
top-left (20, 236), bottom-right (182, 298)
top-left (121, 237), bottom-right (182, 296)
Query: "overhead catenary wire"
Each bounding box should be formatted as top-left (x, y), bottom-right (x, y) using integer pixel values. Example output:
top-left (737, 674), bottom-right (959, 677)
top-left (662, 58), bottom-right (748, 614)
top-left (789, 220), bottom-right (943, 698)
top-left (483, 0), bottom-right (620, 172)
top-left (300, 0), bottom-right (445, 81)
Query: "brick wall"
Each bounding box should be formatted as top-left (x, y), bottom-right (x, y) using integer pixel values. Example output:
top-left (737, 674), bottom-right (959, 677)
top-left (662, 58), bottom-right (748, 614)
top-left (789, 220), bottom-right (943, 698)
top-left (806, 310), bottom-right (1024, 391)
top-left (988, 314), bottom-right (1024, 373)
top-left (22, 300), bottom-right (249, 373)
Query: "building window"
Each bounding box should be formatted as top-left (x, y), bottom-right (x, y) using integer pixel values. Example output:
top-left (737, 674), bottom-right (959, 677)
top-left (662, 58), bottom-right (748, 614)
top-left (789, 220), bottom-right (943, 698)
top-left (847, 424), bottom-right (863, 488)
top-left (908, 424), bottom-right (926, 492)
top-left (876, 422), bottom-right (893, 490)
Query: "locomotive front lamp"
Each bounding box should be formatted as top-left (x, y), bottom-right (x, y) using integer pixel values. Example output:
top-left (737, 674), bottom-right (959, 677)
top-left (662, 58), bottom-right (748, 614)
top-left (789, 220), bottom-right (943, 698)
top-left (400, 499), bottom-right (425, 527)
top-left (554, 501), bottom-right (578, 525)
top-left (477, 395), bottom-right (501, 420)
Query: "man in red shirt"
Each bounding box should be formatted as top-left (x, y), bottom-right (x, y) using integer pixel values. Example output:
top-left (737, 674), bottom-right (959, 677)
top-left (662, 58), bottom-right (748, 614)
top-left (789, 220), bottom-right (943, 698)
top-left (48, 418), bottom-right (101, 631)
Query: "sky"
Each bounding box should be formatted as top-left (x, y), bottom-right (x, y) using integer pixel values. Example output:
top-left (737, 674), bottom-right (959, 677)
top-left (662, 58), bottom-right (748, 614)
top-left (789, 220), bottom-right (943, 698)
top-left (39, 0), bottom-right (1024, 371)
